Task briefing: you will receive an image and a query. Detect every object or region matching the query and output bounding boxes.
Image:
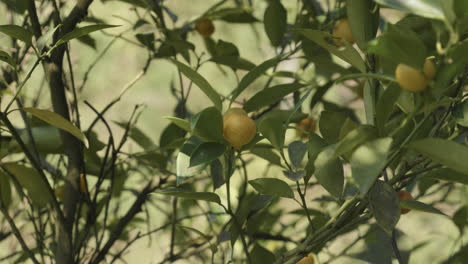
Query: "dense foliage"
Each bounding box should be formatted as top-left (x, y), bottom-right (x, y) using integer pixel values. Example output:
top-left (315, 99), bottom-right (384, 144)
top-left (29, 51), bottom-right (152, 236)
top-left (0, 0), bottom-right (467, 263)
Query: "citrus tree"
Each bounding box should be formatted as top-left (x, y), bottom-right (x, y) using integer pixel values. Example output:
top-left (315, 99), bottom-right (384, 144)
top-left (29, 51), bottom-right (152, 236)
top-left (0, 0), bottom-right (467, 263)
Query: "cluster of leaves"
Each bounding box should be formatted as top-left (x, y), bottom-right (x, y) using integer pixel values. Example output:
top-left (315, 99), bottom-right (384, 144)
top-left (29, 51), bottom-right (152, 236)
top-left (0, 0), bottom-right (467, 263)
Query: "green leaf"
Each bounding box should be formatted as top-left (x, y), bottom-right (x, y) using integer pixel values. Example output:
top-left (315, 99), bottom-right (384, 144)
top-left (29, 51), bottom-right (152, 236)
top-left (244, 83), bottom-right (305, 113)
top-left (376, 84), bottom-right (401, 134)
top-left (210, 8), bottom-right (259, 23)
top-left (0, 50), bottom-right (15, 67)
top-left (0, 171), bottom-right (12, 208)
top-left (368, 180), bottom-right (400, 234)
top-left (373, 0), bottom-right (446, 21)
top-left (453, 100), bottom-right (468, 127)
top-left (23, 108), bottom-right (89, 148)
top-left (210, 159), bottom-right (225, 190)
top-left (314, 145), bottom-right (344, 197)
top-left (335, 125), bottom-right (378, 158)
top-left (169, 59), bottom-right (222, 110)
top-left (155, 188), bottom-right (221, 204)
top-left (297, 29), bottom-right (366, 72)
top-left (250, 145), bottom-right (283, 167)
top-left (2, 163), bottom-right (53, 207)
top-left (424, 168), bottom-right (468, 185)
top-left (346, 0), bottom-right (379, 49)
top-left (250, 244), bottom-right (276, 263)
top-left (319, 111), bottom-right (348, 144)
top-left (231, 56), bottom-right (281, 100)
top-left (452, 206), bottom-right (468, 233)
top-left (409, 138), bottom-right (468, 175)
top-left (191, 107), bottom-right (224, 142)
top-left (263, 1), bottom-right (287, 46)
top-left (367, 24), bottom-right (427, 69)
top-left (351, 138), bottom-right (393, 195)
top-left (0, 24), bottom-right (32, 44)
top-left (163, 116), bottom-right (191, 132)
top-left (288, 140), bottom-right (308, 168)
top-left (400, 200), bottom-right (446, 215)
top-left (283, 170), bottom-right (306, 181)
top-left (55, 24), bottom-right (119, 46)
top-left (190, 142), bottom-right (226, 167)
top-left (249, 178), bottom-right (294, 199)
top-left (258, 112), bottom-right (286, 150)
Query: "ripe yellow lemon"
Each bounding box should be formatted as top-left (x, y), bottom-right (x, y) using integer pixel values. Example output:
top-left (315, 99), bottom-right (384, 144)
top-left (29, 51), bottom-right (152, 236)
top-left (223, 108), bottom-right (256, 150)
top-left (332, 19), bottom-right (355, 46)
top-left (296, 117), bottom-right (316, 138)
top-left (398, 190), bottom-right (414, 214)
top-left (195, 18), bottom-right (215, 37)
top-left (423, 58), bottom-right (436, 80)
top-left (296, 254), bottom-right (315, 264)
top-left (395, 63), bottom-right (428, 92)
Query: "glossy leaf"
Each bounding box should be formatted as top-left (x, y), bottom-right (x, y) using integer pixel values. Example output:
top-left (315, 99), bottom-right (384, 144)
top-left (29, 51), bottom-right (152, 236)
top-left (231, 56), bottom-right (281, 100)
top-left (368, 180), bottom-right (400, 234)
top-left (244, 83), bottom-right (305, 113)
top-left (282, 170), bottom-right (306, 181)
top-left (169, 59), bottom-right (222, 110)
top-left (0, 24), bottom-right (32, 44)
top-left (191, 107), bottom-right (224, 142)
top-left (163, 116), bottom-right (191, 132)
top-left (190, 142), bottom-right (226, 167)
top-left (210, 159), bottom-right (225, 190)
top-left (400, 200), bottom-right (446, 215)
top-left (424, 168), bottom-right (468, 185)
top-left (250, 244), bottom-right (276, 263)
top-left (373, 0), bottom-right (446, 21)
top-left (367, 24), bottom-right (426, 69)
top-left (258, 112), bottom-right (286, 150)
top-left (264, 1), bottom-right (287, 46)
top-left (319, 111), bottom-right (348, 144)
top-left (297, 29), bottom-right (366, 72)
top-left (335, 125), bottom-right (378, 158)
top-left (23, 108), bottom-right (89, 148)
top-left (314, 145), bottom-right (344, 197)
top-left (249, 178), bottom-right (294, 199)
top-left (288, 140), bottom-right (308, 168)
top-left (351, 138), bottom-right (393, 195)
top-left (2, 163), bottom-right (53, 207)
top-left (55, 24), bottom-right (119, 46)
top-left (250, 145), bottom-right (282, 167)
top-left (409, 138), bottom-right (468, 175)
top-left (155, 188), bottom-right (221, 204)
top-left (0, 50), bottom-right (15, 67)
top-left (347, 0), bottom-right (379, 49)
top-left (0, 171), bottom-right (12, 208)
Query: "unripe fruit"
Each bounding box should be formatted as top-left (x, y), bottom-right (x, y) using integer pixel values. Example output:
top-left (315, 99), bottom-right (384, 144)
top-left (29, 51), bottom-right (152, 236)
top-left (223, 108), bottom-right (256, 150)
top-left (296, 254), bottom-right (315, 264)
top-left (296, 117), bottom-right (316, 138)
top-left (195, 18), bottom-right (215, 37)
top-left (332, 19), bottom-right (355, 46)
top-left (398, 190), bottom-right (414, 214)
top-left (423, 58), bottom-right (436, 80)
top-left (395, 63), bottom-right (428, 92)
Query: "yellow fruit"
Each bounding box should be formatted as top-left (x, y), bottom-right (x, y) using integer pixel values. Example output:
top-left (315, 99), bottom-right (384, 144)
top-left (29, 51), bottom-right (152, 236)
top-left (195, 18), bottom-right (215, 37)
top-left (296, 254), bottom-right (315, 264)
top-left (332, 18), bottom-right (355, 46)
top-left (296, 117), bottom-right (316, 138)
top-left (223, 108), bottom-right (256, 150)
top-left (423, 58), bottom-right (436, 80)
top-left (395, 63), bottom-right (428, 92)
top-left (398, 190), bottom-right (414, 215)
